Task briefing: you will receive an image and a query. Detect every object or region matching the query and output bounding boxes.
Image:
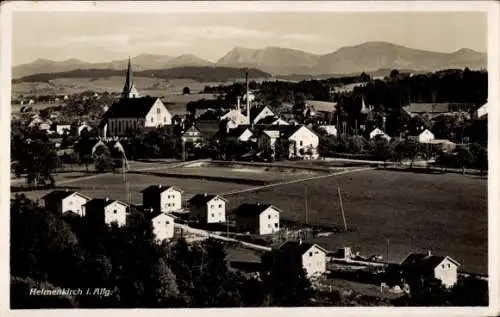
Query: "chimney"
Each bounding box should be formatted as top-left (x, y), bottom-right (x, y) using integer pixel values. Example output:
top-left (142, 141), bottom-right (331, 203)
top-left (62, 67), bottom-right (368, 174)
top-left (427, 250), bottom-right (432, 257)
top-left (245, 72), bottom-right (251, 126)
top-left (158, 184), bottom-right (162, 188)
top-left (105, 196), bottom-right (109, 202)
top-left (204, 192), bottom-right (207, 197)
top-left (150, 207), bottom-right (154, 213)
top-left (299, 238), bottom-right (302, 245)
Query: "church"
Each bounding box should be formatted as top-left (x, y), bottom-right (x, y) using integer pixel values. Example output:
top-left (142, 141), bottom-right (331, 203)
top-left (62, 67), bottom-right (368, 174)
top-left (99, 58), bottom-right (172, 137)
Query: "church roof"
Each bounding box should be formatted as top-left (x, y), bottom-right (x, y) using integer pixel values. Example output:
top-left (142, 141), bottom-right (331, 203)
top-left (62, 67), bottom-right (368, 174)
top-left (103, 97), bottom-right (160, 119)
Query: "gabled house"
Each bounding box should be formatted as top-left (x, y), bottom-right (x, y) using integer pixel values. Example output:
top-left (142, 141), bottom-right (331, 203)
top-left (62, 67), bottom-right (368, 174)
top-left (181, 125), bottom-right (204, 144)
top-left (256, 116), bottom-right (289, 126)
top-left (83, 197), bottom-right (129, 227)
top-left (188, 193), bottom-right (227, 224)
top-left (42, 190), bottom-right (91, 217)
top-left (141, 185), bottom-right (183, 213)
top-left (225, 126), bottom-right (254, 143)
top-left (409, 129), bottom-right (435, 143)
top-left (245, 106), bottom-right (276, 124)
top-left (256, 125), bottom-right (319, 159)
top-left (369, 128), bottom-right (391, 141)
top-left (140, 207), bottom-right (176, 242)
top-left (400, 251), bottom-right (460, 288)
top-left (234, 203), bottom-right (281, 235)
top-left (220, 97), bottom-right (249, 127)
top-left (270, 241), bottom-right (328, 277)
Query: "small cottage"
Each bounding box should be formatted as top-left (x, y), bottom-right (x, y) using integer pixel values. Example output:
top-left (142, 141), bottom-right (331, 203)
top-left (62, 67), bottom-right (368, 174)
top-left (234, 203), bottom-right (281, 235)
top-left (400, 251), bottom-right (460, 288)
top-left (188, 193), bottom-right (227, 224)
top-left (272, 241), bottom-right (328, 277)
top-left (141, 185), bottom-right (184, 213)
top-left (42, 190), bottom-right (91, 217)
top-left (84, 197), bottom-right (129, 227)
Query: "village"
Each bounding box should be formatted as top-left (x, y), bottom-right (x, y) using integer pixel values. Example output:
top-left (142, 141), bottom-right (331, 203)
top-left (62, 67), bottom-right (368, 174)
top-left (9, 55), bottom-right (490, 308)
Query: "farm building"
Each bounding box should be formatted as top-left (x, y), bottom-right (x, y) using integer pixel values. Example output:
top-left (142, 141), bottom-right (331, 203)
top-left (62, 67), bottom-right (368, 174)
top-left (256, 125), bottom-right (319, 160)
top-left (224, 126), bottom-right (254, 143)
top-left (98, 58), bottom-right (172, 137)
top-left (400, 251), bottom-right (460, 288)
top-left (233, 203), bottom-right (281, 235)
top-left (141, 185), bottom-right (184, 213)
top-left (244, 105), bottom-right (276, 124)
top-left (414, 129), bottom-right (435, 143)
top-left (83, 197), bottom-right (129, 227)
top-left (265, 241), bottom-right (328, 278)
top-left (220, 97), bottom-right (250, 128)
top-left (42, 190), bottom-right (91, 217)
top-left (188, 193), bottom-right (227, 224)
top-left (181, 125), bottom-right (204, 145)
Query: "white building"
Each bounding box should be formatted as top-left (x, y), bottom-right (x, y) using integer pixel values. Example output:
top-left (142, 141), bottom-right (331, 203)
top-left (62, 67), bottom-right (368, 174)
top-left (276, 241), bottom-right (328, 277)
top-left (148, 211), bottom-right (176, 242)
top-left (225, 126), bottom-right (254, 142)
top-left (416, 129), bottom-right (435, 143)
top-left (401, 251), bottom-right (460, 288)
top-left (141, 185), bottom-right (183, 213)
top-left (475, 102), bottom-right (488, 118)
top-left (234, 203), bottom-right (281, 235)
top-left (42, 190), bottom-right (91, 217)
top-left (55, 124), bottom-right (71, 135)
top-left (369, 128), bottom-right (391, 141)
top-left (188, 193), bottom-right (227, 224)
top-left (246, 106), bottom-right (276, 124)
top-left (257, 125), bottom-right (319, 159)
top-left (318, 125), bottom-right (338, 136)
top-left (84, 197), bottom-right (129, 227)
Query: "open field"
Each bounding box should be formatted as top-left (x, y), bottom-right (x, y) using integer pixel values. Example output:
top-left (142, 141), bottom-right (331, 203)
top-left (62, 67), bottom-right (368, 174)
top-left (224, 169), bottom-right (488, 274)
top-left (15, 173), bottom-right (253, 205)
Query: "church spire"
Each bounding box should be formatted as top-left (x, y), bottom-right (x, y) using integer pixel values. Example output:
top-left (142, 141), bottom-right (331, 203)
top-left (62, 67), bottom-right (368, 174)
top-left (122, 56), bottom-right (139, 99)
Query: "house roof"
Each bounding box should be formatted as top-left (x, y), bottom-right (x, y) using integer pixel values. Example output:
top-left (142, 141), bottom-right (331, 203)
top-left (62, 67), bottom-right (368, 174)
top-left (277, 241), bottom-right (328, 258)
top-left (401, 253), bottom-right (460, 272)
top-left (103, 97), bottom-right (160, 119)
top-left (83, 198), bottom-right (128, 210)
top-left (42, 190), bottom-right (90, 202)
top-left (141, 185), bottom-right (184, 195)
top-left (188, 193), bottom-right (227, 205)
top-left (306, 100), bottom-right (337, 113)
top-left (233, 203), bottom-right (282, 217)
top-left (226, 126), bottom-right (252, 138)
top-left (404, 103), bottom-right (451, 114)
top-left (243, 106), bottom-right (275, 123)
top-left (256, 116), bottom-right (280, 125)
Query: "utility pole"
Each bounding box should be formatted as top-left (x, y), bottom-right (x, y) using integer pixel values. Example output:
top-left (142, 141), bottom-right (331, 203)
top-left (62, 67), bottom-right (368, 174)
top-left (338, 186), bottom-right (347, 231)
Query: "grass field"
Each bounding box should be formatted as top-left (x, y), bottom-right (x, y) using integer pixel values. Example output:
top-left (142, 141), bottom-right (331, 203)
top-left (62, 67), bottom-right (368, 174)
top-left (224, 169), bottom-right (488, 275)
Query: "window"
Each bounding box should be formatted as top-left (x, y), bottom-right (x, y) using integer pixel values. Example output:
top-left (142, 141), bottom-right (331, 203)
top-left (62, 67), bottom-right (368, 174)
top-left (151, 117), bottom-right (153, 123)
top-left (309, 252), bottom-right (313, 257)
top-left (447, 264), bottom-right (451, 269)
top-left (69, 201), bottom-right (73, 205)
top-left (114, 210), bottom-right (117, 214)
top-left (218, 204), bottom-right (222, 208)
top-left (274, 223), bottom-right (278, 228)
top-left (268, 215), bottom-right (271, 219)
top-left (164, 117), bottom-right (166, 123)
top-left (157, 108), bottom-right (161, 114)
top-left (211, 213), bottom-right (214, 218)
top-left (210, 205), bottom-right (214, 209)
top-left (268, 224), bottom-right (271, 228)
top-left (300, 140), bottom-right (303, 146)
top-left (166, 221), bottom-right (170, 225)
top-left (442, 264), bottom-right (445, 269)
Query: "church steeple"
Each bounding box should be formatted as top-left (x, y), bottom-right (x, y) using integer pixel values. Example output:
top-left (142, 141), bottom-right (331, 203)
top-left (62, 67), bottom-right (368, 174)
top-left (122, 56), bottom-right (140, 99)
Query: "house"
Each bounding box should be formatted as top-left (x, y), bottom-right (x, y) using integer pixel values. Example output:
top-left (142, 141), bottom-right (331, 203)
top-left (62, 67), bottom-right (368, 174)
top-left (98, 58), bottom-right (172, 137)
top-left (403, 103), bottom-right (475, 120)
top-left (257, 125), bottom-right (319, 159)
top-left (245, 106), bottom-right (276, 124)
top-left (256, 116), bottom-right (289, 126)
top-left (475, 102), bottom-right (488, 119)
top-left (188, 193), bottom-right (227, 224)
top-left (272, 241), bottom-right (328, 277)
top-left (83, 197), bottom-right (129, 227)
top-left (282, 125), bottom-right (319, 159)
top-left (220, 97), bottom-right (250, 128)
top-left (140, 207), bottom-right (176, 242)
top-left (141, 185), bottom-right (184, 213)
top-left (234, 203), bottom-right (281, 235)
top-left (318, 125), bottom-right (337, 136)
top-left (225, 126), bottom-right (254, 142)
top-left (42, 190), bottom-right (91, 217)
top-left (181, 125), bottom-right (204, 144)
top-left (400, 251), bottom-right (460, 288)
top-left (412, 129), bottom-right (435, 143)
top-left (55, 124), bottom-right (71, 135)
top-left (39, 121), bottom-right (52, 131)
top-left (369, 128), bottom-right (391, 141)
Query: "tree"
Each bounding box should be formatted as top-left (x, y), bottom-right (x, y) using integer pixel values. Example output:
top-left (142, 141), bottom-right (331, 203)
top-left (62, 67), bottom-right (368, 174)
top-left (261, 250), bottom-right (314, 306)
top-left (93, 144), bottom-right (115, 173)
top-left (182, 87), bottom-right (191, 95)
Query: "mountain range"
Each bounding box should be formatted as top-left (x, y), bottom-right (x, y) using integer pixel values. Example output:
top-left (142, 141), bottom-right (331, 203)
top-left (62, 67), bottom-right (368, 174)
top-left (12, 41), bottom-right (486, 78)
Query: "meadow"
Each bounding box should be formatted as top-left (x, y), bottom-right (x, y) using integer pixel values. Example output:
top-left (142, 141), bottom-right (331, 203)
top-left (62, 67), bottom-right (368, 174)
top-left (224, 169), bottom-right (488, 275)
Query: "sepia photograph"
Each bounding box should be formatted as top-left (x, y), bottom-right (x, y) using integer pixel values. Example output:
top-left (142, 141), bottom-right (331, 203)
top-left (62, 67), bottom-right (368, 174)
top-left (1, 1), bottom-right (499, 314)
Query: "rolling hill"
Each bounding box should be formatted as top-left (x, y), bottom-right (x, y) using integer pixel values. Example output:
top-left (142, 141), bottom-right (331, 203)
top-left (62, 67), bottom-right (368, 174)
top-left (13, 41), bottom-right (487, 79)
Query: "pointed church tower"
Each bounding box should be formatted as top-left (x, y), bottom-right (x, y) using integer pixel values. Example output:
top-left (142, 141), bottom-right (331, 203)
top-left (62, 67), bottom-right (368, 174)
top-left (122, 57), bottom-right (140, 99)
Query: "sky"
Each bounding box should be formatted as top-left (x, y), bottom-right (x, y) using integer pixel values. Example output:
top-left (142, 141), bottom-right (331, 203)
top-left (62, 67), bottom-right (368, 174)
top-left (12, 11), bottom-right (487, 65)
